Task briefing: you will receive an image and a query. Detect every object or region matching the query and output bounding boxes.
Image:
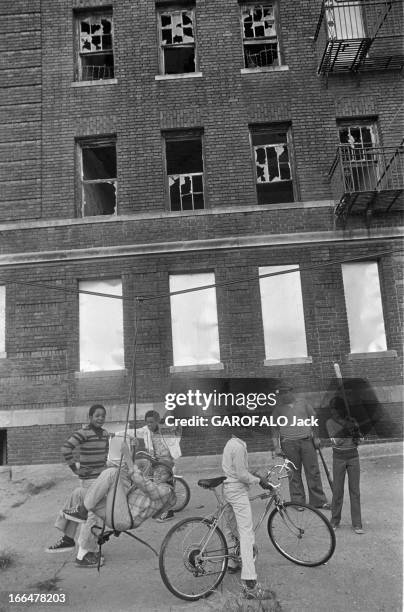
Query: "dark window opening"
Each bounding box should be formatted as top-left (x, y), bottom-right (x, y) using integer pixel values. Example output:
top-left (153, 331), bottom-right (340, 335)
top-left (159, 9), bottom-right (196, 74)
top-left (77, 13), bottom-right (114, 81)
top-left (166, 137), bottom-right (204, 211)
top-left (0, 430), bottom-right (7, 466)
top-left (242, 4), bottom-right (280, 68)
top-left (81, 143), bottom-right (117, 217)
top-left (252, 127), bottom-right (294, 205)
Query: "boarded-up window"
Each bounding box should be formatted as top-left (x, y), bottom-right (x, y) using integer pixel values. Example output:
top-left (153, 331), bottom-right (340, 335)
top-left (76, 11), bottom-right (114, 81)
top-left (80, 141), bottom-right (117, 216)
top-left (0, 286), bottom-right (5, 355)
top-left (170, 273), bottom-right (220, 366)
top-left (158, 8), bottom-right (196, 74)
top-left (259, 265), bottom-right (308, 359)
top-left (79, 279), bottom-right (124, 372)
top-left (342, 262), bottom-right (387, 353)
top-left (252, 126), bottom-right (294, 204)
top-left (241, 4), bottom-right (281, 68)
top-left (165, 134), bottom-right (204, 211)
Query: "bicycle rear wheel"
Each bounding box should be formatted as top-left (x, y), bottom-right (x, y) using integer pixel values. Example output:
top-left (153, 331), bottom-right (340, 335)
top-left (172, 476), bottom-right (191, 512)
top-left (267, 502), bottom-right (335, 567)
top-left (159, 517), bottom-right (228, 601)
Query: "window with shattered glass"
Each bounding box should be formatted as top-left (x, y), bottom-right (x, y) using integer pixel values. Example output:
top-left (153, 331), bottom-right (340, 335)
top-left (169, 273), bottom-right (220, 366)
top-left (76, 11), bottom-right (114, 81)
top-left (0, 285), bottom-right (5, 355)
top-left (80, 142), bottom-right (117, 217)
top-left (259, 265), bottom-right (308, 359)
top-left (158, 9), bottom-right (196, 74)
top-left (342, 262), bottom-right (387, 353)
top-left (251, 127), bottom-right (294, 204)
top-left (241, 4), bottom-right (280, 68)
top-left (79, 279), bottom-right (124, 372)
top-left (165, 134), bottom-right (204, 211)
top-left (338, 123), bottom-right (378, 192)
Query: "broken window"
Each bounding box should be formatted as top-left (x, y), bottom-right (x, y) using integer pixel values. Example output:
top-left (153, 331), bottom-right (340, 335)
top-left (241, 4), bottom-right (280, 68)
top-left (158, 8), bottom-right (196, 74)
top-left (165, 133), bottom-right (204, 211)
top-left (338, 122), bottom-right (378, 192)
top-left (80, 140), bottom-right (117, 217)
top-left (169, 273), bottom-right (220, 366)
top-left (251, 126), bottom-right (294, 204)
top-left (76, 10), bottom-right (114, 81)
top-left (259, 265), bottom-right (308, 359)
top-left (0, 285), bottom-right (5, 355)
top-left (79, 279), bottom-right (124, 372)
top-left (342, 262), bottom-right (387, 353)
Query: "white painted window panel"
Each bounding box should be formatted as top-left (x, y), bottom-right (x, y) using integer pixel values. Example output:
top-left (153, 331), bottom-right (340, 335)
top-left (342, 262), bottom-right (387, 353)
top-left (79, 279), bottom-right (124, 371)
top-left (259, 265), bottom-right (308, 359)
top-left (170, 273), bottom-right (220, 366)
top-left (0, 286), bottom-right (5, 354)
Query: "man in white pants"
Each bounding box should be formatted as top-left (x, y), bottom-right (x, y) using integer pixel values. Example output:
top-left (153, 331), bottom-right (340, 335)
top-left (222, 433), bottom-right (273, 600)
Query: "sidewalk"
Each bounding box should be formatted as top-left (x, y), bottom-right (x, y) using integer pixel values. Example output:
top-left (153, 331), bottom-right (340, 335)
top-left (0, 446), bottom-right (402, 612)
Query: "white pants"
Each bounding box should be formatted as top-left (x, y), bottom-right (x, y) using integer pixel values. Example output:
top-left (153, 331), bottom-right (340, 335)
top-left (222, 482), bottom-right (256, 581)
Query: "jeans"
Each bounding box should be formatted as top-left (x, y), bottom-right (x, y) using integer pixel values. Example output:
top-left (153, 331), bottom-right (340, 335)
top-left (331, 449), bottom-right (362, 529)
top-left (280, 437), bottom-right (327, 506)
top-left (54, 478), bottom-right (99, 542)
top-left (222, 482), bottom-right (257, 581)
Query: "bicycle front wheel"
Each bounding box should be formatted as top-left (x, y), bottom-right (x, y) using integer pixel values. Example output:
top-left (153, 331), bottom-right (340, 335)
top-left (172, 476), bottom-right (191, 512)
top-left (159, 517), bottom-right (228, 601)
top-left (267, 502), bottom-right (336, 567)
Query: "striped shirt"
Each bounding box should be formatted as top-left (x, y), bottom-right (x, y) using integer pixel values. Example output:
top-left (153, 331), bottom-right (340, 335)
top-left (128, 472), bottom-right (175, 528)
top-left (61, 425), bottom-right (109, 480)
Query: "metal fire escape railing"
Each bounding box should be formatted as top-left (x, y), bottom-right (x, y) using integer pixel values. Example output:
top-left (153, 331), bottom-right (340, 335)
top-left (314, 0), bottom-right (404, 77)
top-left (329, 144), bottom-right (404, 218)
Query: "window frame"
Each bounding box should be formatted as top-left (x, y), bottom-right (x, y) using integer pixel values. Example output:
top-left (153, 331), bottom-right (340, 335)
top-left (0, 285), bottom-right (6, 358)
top-left (240, 3), bottom-right (282, 69)
top-left (78, 277), bottom-right (125, 373)
top-left (258, 265), bottom-right (309, 361)
top-left (341, 260), bottom-right (388, 354)
top-left (163, 129), bottom-right (205, 212)
top-left (157, 4), bottom-right (197, 75)
top-left (74, 8), bottom-right (115, 82)
top-left (77, 136), bottom-right (118, 218)
top-left (169, 271), bottom-right (221, 367)
top-left (250, 123), bottom-right (296, 205)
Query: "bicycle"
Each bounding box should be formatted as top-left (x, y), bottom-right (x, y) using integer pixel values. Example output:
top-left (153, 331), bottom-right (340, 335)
top-left (159, 458), bottom-right (336, 601)
top-left (135, 450), bottom-right (191, 513)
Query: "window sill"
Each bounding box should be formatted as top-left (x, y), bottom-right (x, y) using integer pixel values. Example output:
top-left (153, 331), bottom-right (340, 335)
top-left (75, 369), bottom-right (127, 379)
top-left (170, 362), bottom-right (224, 373)
top-left (241, 66), bottom-right (289, 74)
top-left (346, 350), bottom-right (397, 360)
top-left (71, 79), bottom-right (118, 88)
top-left (264, 357), bottom-right (313, 366)
top-left (0, 351), bottom-right (7, 359)
top-left (155, 72), bottom-right (203, 81)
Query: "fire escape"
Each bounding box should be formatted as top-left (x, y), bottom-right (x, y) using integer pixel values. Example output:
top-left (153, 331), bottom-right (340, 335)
top-left (314, 0), bottom-right (404, 78)
top-left (329, 140), bottom-right (404, 221)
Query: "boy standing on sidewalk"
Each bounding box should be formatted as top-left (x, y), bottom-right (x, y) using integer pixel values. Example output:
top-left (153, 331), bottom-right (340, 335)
top-left (45, 404), bottom-right (109, 554)
top-left (222, 432), bottom-right (273, 600)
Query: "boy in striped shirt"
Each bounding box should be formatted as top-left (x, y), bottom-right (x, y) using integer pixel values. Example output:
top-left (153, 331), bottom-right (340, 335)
top-left (45, 404), bottom-right (109, 555)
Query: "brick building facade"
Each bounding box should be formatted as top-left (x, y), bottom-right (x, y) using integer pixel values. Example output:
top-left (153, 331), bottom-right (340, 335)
top-left (0, 0), bottom-right (403, 465)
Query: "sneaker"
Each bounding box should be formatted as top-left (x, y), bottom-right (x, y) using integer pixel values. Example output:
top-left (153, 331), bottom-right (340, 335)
top-left (155, 510), bottom-right (175, 523)
top-left (242, 581), bottom-right (274, 600)
top-left (45, 536), bottom-right (75, 553)
top-left (353, 527), bottom-right (364, 534)
top-left (75, 552), bottom-right (104, 568)
top-left (63, 504), bottom-right (88, 523)
top-left (227, 564), bottom-right (241, 574)
top-left (316, 503), bottom-right (331, 510)
top-left (330, 522), bottom-right (340, 530)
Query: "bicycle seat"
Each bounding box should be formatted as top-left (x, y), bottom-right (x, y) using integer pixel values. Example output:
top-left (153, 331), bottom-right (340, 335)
top-left (198, 476), bottom-right (227, 489)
